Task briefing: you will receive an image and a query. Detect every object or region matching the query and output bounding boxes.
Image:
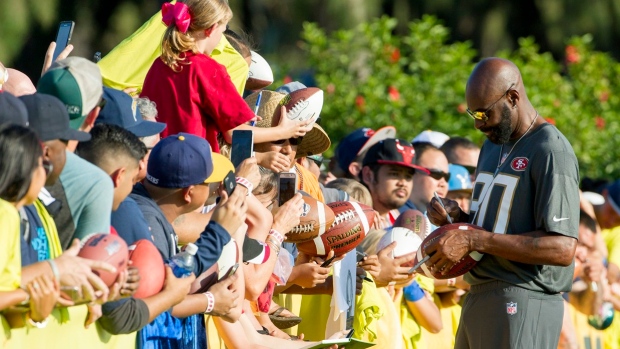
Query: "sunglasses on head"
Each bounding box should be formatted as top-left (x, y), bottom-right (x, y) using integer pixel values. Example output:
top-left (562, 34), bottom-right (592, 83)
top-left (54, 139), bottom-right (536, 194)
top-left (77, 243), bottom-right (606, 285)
top-left (307, 155), bottom-right (323, 167)
top-left (43, 160), bottom-right (53, 176)
top-left (271, 137), bottom-right (303, 146)
top-left (417, 168), bottom-right (450, 181)
top-left (466, 83), bottom-right (515, 122)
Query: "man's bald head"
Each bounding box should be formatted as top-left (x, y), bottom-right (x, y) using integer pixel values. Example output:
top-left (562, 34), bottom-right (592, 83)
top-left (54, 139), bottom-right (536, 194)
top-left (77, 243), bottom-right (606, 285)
top-left (3, 69), bottom-right (36, 97)
top-left (466, 58), bottom-right (523, 103)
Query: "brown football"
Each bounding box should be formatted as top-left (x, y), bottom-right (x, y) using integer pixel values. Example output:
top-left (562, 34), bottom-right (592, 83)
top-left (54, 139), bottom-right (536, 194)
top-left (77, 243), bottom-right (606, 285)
top-left (297, 201), bottom-right (374, 257)
top-left (411, 223), bottom-right (485, 279)
top-left (78, 233), bottom-right (128, 287)
top-left (285, 196), bottom-right (335, 243)
top-left (394, 209), bottom-right (430, 239)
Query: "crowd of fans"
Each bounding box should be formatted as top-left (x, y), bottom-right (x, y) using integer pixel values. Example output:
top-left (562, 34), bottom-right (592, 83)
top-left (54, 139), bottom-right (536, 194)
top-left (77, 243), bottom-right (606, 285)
top-left (0, 0), bottom-right (618, 348)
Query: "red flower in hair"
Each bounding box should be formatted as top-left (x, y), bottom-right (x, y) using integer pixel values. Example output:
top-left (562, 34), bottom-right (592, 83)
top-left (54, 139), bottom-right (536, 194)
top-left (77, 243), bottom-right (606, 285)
top-left (162, 2), bottom-right (192, 34)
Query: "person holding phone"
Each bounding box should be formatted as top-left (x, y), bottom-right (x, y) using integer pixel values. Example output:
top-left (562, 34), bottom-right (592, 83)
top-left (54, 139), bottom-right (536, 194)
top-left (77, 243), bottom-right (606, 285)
top-left (141, 0), bottom-right (311, 153)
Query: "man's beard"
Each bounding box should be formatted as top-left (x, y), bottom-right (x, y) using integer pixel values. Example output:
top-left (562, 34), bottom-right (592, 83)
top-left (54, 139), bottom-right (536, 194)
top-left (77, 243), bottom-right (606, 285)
top-left (485, 104), bottom-right (513, 144)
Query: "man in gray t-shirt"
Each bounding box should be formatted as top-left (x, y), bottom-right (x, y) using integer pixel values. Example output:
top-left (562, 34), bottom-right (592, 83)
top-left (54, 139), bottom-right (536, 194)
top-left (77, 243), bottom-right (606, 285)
top-left (426, 58), bottom-right (579, 349)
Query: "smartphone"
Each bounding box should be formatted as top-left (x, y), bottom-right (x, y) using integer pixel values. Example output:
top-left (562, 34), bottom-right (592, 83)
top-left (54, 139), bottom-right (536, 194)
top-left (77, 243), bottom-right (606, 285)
top-left (356, 251), bottom-right (367, 263)
top-left (53, 21), bottom-right (75, 61)
top-left (223, 170), bottom-right (236, 196)
top-left (230, 130), bottom-right (254, 168)
top-left (221, 263), bottom-right (239, 280)
top-left (277, 172), bottom-right (297, 206)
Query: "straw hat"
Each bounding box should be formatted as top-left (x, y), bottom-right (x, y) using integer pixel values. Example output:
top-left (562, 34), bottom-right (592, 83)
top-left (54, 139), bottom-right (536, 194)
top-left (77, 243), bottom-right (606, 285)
top-left (244, 91), bottom-right (331, 158)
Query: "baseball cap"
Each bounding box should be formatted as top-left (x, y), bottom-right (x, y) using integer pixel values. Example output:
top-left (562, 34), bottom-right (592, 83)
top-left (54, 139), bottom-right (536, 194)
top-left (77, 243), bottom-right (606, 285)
top-left (362, 138), bottom-right (429, 174)
top-left (0, 91), bottom-right (28, 126)
top-left (336, 126), bottom-right (397, 172)
top-left (96, 87), bottom-right (166, 137)
top-left (146, 133), bottom-right (234, 188)
top-left (606, 180), bottom-right (620, 215)
top-left (37, 57), bottom-right (103, 130)
top-left (412, 130), bottom-right (450, 148)
top-left (20, 93), bottom-right (91, 142)
top-left (447, 164), bottom-right (473, 193)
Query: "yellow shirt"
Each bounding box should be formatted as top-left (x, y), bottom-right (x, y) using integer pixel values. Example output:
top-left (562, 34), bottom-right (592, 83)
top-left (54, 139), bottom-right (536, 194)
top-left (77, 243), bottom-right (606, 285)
top-left (98, 1), bottom-right (248, 94)
top-left (399, 275), bottom-right (434, 349)
top-left (295, 163), bottom-right (325, 203)
top-left (423, 292), bottom-right (462, 349)
top-left (566, 302), bottom-right (605, 349)
top-left (0, 199), bottom-right (21, 292)
top-left (602, 226), bottom-right (620, 266)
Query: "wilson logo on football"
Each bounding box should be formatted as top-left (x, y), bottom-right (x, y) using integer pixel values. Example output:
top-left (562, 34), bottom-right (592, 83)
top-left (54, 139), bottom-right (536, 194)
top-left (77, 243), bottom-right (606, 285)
top-left (511, 157), bottom-right (529, 171)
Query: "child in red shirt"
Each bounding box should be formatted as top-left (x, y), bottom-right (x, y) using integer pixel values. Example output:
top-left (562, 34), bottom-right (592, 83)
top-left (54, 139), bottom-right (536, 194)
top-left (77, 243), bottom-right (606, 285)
top-left (142, 0), bottom-right (310, 153)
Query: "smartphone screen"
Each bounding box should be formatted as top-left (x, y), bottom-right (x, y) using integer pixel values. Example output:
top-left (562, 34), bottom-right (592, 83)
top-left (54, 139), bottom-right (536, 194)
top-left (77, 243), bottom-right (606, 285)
top-left (231, 130), bottom-right (253, 168)
top-left (223, 170), bottom-right (236, 196)
top-left (278, 173), bottom-right (296, 206)
top-left (53, 21), bottom-right (75, 61)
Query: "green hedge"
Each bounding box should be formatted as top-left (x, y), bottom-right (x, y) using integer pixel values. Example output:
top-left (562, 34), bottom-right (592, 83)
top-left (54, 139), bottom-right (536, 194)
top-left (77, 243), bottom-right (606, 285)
top-left (300, 15), bottom-right (620, 180)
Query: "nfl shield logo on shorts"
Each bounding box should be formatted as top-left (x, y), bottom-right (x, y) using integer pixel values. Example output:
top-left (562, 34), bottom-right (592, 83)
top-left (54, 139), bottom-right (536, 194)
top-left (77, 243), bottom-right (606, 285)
top-left (506, 302), bottom-right (517, 315)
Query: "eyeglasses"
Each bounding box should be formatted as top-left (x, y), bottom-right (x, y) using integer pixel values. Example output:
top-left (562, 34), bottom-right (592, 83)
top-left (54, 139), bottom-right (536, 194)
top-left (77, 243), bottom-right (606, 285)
top-left (272, 137), bottom-right (303, 146)
top-left (42, 160), bottom-right (53, 176)
top-left (456, 164), bottom-right (477, 175)
top-left (417, 168), bottom-right (450, 181)
top-left (466, 83), bottom-right (515, 122)
top-left (307, 155), bottom-right (323, 167)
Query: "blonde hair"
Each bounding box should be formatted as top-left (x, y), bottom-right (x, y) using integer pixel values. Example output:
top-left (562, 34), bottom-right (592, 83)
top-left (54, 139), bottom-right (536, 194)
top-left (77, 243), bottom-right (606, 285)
top-left (325, 178), bottom-right (372, 206)
top-left (161, 0), bottom-right (233, 71)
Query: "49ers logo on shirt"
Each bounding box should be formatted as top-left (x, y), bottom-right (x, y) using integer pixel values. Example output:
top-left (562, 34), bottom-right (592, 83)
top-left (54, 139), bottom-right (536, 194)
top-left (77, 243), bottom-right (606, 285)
top-left (511, 157), bottom-right (529, 171)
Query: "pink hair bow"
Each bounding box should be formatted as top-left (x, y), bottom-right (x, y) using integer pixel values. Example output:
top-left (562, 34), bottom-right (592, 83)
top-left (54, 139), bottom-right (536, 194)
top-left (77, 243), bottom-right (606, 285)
top-left (162, 2), bottom-right (191, 34)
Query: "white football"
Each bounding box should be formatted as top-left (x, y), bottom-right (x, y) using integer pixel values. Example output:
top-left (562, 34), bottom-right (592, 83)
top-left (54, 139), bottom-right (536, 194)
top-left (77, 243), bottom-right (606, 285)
top-left (376, 227), bottom-right (423, 260)
top-left (275, 87), bottom-right (324, 127)
top-left (246, 51), bottom-right (274, 90)
top-left (189, 239), bottom-right (239, 294)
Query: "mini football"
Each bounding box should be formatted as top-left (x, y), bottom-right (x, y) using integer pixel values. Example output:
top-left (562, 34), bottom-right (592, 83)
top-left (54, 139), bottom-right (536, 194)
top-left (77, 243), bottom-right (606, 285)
top-left (246, 51), bottom-right (273, 90)
top-left (285, 196), bottom-right (335, 243)
top-left (78, 233), bottom-right (129, 287)
top-left (297, 201), bottom-right (374, 258)
top-left (128, 239), bottom-right (165, 299)
top-left (376, 227), bottom-right (423, 268)
top-left (275, 87), bottom-right (323, 127)
top-left (394, 209), bottom-right (431, 239)
top-left (189, 239), bottom-right (239, 294)
top-left (411, 223), bottom-right (484, 279)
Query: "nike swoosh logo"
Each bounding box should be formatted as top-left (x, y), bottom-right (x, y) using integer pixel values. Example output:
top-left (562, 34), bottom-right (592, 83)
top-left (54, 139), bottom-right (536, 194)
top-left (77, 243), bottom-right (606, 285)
top-left (553, 216), bottom-right (569, 222)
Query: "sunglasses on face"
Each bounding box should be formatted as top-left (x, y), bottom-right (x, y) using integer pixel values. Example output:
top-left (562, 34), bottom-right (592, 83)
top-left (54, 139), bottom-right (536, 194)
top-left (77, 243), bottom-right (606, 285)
top-left (417, 168), bottom-right (450, 181)
top-left (466, 83), bottom-right (515, 122)
top-left (97, 97), bottom-right (107, 111)
top-left (461, 165), bottom-right (477, 175)
top-left (271, 137), bottom-right (303, 146)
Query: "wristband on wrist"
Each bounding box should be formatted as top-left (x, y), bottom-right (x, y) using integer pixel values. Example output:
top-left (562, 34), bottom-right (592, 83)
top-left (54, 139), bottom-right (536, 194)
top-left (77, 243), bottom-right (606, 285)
top-left (447, 278), bottom-right (456, 287)
top-left (403, 281), bottom-right (425, 302)
top-left (46, 259), bottom-right (60, 282)
top-left (26, 312), bottom-right (48, 328)
top-left (203, 292), bottom-right (215, 314)
top-left (235, 177), bottom-right (253, 196)
top-left (269, 228), bottom-right (284, 245)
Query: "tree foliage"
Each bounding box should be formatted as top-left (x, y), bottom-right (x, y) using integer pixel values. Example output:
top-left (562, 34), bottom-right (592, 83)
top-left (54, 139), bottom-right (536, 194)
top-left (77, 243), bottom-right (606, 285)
top-left (302, 16), bottom-right (620, 180)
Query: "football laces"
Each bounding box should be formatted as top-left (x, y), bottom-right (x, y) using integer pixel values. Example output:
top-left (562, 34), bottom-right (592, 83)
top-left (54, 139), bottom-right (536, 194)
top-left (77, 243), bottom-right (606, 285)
top-left (332, 210), bottom-right (356, 226)
top-left (290, 223), bottom-right (314, 234)
top-left (287, 100), bottom-right (309, 120)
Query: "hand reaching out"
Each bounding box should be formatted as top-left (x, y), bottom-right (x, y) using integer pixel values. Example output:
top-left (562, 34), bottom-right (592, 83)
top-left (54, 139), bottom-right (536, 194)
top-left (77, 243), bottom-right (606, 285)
top-left (27, 274), bottom-right (59, 323)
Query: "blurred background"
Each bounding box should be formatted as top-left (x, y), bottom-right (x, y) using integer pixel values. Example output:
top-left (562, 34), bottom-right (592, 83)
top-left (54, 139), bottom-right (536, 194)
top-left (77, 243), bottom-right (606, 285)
top-left (2, 0), bottom-right (620, 180)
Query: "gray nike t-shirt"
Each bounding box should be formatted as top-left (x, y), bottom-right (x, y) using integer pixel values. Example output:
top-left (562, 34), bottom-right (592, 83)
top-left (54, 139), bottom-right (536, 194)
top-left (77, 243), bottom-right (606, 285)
top-left (465, 123), bottom-right (580, 293)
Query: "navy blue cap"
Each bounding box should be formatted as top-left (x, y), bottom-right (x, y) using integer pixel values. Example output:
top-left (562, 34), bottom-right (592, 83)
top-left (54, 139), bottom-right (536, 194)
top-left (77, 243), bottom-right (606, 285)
top-left (336, 126), bottom-right (396, 172)
top-left (21, 93), bottom-right (91, 142)
top-left (146, 133), bottom-right (233, 188)
top-left (96, 87), bottom-right (166, 137)
top-left (607, 180), bottom-right (620, 215)
top-left (0, 91), bottom-right (28, 126)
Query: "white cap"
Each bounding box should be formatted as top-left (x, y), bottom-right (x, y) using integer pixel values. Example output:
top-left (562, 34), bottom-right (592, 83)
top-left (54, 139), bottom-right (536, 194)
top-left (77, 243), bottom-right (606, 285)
top-left (412, 130), bottom-right (450, 148)
top-left (185, 243), bottom-right (198, 255)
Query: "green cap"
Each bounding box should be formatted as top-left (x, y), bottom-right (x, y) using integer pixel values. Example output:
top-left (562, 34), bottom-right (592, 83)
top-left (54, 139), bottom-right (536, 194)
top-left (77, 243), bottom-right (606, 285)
top-left (37, 57), bottom-right (102, 130)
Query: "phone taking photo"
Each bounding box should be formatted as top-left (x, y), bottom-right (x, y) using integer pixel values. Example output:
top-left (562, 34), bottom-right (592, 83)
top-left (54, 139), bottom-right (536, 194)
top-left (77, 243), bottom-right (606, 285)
top-left (53, 21), bottom-right (75, 61)
top-left (222, 263), bottom-right (239, 280)
top-left (223, 170), bottom-right (236, 196)
top-left (277, 172), bottom-right (297, 206)
top-left (231, 130), bottom-right (254, 169)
